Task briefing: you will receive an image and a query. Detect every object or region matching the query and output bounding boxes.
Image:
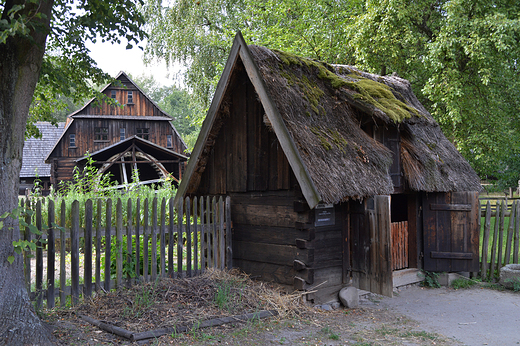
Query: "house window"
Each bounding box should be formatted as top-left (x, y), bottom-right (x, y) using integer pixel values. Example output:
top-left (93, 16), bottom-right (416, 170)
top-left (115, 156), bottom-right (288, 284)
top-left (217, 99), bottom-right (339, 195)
top-left (110, 90), bottom-right (116, 99)
top-left (166, 135), bottom-right (173, 148)
top-left (120, 128), bottom-right (125, 141)
top-left (127, 91), bottom-right (133, 104)
top-left (94, 127), bottom-right (108, 141)
top-left (69, 134), bottom-right (76, 147)
top-left (136, 128), bottom-right (149, 140)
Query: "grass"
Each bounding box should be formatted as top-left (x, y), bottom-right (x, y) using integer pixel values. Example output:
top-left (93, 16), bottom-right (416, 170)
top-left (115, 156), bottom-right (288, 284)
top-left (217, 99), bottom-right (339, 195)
top-left (451, 277), bottom-right (476, 289)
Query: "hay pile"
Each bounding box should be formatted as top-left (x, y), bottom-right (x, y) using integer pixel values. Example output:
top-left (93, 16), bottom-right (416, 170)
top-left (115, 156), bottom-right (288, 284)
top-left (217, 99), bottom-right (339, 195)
top-left (71, 269), bottom-right (310, 334)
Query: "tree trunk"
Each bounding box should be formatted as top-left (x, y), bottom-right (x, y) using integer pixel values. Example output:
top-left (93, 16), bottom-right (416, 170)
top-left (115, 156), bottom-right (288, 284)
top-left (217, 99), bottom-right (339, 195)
top-left (0, 1), bottom-right (56, 344)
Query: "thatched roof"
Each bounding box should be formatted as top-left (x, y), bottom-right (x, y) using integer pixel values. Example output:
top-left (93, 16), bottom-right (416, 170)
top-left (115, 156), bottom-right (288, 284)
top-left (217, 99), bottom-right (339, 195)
top-left (249, 46), bottom-right (481, 204)
top-left (177, 32), bottom-right (481, 208)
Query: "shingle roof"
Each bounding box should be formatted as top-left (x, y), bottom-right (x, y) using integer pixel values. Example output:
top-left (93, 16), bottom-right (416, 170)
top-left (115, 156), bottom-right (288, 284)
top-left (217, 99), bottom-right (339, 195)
top-left (21, 122), bottom-right (65, 178)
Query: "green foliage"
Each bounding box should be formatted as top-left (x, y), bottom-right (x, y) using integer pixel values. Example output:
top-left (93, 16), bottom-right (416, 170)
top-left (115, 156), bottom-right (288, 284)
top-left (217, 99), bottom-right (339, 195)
top-left (144, 0), bottom-right (520, 187)
top-left (321, 326), bottom-right (340, 340)
top-left (451, 278), bottom-right (476, 290)
top-left (420, 270), bottom-right (441, 288)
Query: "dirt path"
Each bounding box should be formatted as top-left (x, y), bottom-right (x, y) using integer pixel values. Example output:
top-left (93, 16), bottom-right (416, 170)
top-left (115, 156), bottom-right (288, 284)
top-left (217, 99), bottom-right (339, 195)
top-left (380, 285), bottom-right (520, 346)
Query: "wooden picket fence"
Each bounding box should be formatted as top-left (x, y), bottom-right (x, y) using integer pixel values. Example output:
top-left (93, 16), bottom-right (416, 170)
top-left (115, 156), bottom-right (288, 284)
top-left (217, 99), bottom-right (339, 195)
top-left (21, 195), bottom-right (232, 308)
top-left (480, 199), bottom-right (520, 280)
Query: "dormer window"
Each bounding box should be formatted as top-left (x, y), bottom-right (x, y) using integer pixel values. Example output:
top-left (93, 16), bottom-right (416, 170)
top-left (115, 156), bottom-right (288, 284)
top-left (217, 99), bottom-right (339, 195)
top-left (127, 91), bottom-right (133, 104)
top-left (94, 127), bottom-right (109, 141)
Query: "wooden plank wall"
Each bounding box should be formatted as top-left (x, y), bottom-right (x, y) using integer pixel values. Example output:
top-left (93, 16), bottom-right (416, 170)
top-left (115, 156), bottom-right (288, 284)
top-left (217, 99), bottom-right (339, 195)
top-left (197, 65), bottom-right (291, 196)
top-left (231, 191), bottom-right (311, 286)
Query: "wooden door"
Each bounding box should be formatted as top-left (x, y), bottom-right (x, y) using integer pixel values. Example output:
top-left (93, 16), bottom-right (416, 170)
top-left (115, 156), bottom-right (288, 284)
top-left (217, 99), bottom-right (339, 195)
top-left (351, 195), bottom-right (393, 297)
top-left (422, 191), bottom-right (479, 272)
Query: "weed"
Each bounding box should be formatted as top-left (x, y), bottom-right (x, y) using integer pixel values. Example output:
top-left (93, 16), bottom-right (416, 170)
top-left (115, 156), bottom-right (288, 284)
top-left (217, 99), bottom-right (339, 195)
top-left (400, 330), bottom-right (438, 340)
top-left (321, 326), bottom-right (340, 340)
top-left (279, 336), bottom-right (286, 344)
top-left (504, 277), bottom-right (520, 292)
top-left (420, 270), bottom-right (441, 288)
top-left (376, 325), bottom-right (399, 336)
top-left (451, 277), bottom-right (476, 289)
top-left (214, 280), bottom-right (233, 311)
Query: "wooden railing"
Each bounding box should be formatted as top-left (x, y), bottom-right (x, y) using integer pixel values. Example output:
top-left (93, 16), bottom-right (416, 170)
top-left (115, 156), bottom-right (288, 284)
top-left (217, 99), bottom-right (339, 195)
top-left (480, 200), bottom-right (520, 280)
top-left (21, 196), bottom-right (232, 308)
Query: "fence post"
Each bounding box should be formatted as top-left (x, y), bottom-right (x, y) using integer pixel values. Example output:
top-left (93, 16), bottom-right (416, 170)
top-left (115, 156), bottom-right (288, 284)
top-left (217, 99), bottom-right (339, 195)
top-left (135, 198), bottom-right (141, 282)
top-left (168, 197), bottom-right (174, 277)
top-left (498, 201), bottom-right (506, 268)
top-left (96, 198), bottom-right (102, 292)
top-left (84, 199), bottom-right (93, 299)
top-left (59, 200), bottom-right (66, 307)
top-left (489, 201), bottom-right (500, 280)
top-left (126, 198), bottom-right (133, 286)
top-left (505, 201), bottom-right (516, 266)
top-left (35, 200), bottom-right (43, 309)
top-left (160, 197), bottom-right (166, 278)
top-left (116, 198), bottom-right (123, 288)
top-left (218, 196), bottom-right (225, 270)
top-left (186, 196), bottom-right (192, 277)
top-left (151, 197), bottom-right (158, 281)
top-left (481, 201), bottom-right (491, 278)
top-left (23, 198), bottom-right (31, 296)
top-left (177, 197), bottom-right (184, 277)
top-left (143, 198), bottom-right (149, 282)
top-left (225, 196), bottom-right (232, 269)
top-left (104, 198), bottom-right (112, 292)
top-left (200, 197), bottom-right (206, 273)
top-left (212, 197), bottom-right (217, 268)
top-left (193, 197), bottom-right (198, 276)
top-left (47, 199), bottom-right (55, 309)
top-left (71, 200), bottom-right (80, 305)
top-left (515, 202), bottom-right (520, 264)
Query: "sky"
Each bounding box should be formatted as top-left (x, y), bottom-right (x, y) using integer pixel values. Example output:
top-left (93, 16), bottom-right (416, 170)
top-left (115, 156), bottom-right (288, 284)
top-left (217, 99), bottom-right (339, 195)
top-left (86, 39), bottom-right (182, 88)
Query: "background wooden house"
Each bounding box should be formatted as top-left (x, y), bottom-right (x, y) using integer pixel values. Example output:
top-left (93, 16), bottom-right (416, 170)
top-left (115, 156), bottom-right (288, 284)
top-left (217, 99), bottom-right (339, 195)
top-left (45, 72), bottom-right (188, 188)
top-left (20, 122), bottom-right (65, 195)
top-left (176, 33), bottom-right (482, 303)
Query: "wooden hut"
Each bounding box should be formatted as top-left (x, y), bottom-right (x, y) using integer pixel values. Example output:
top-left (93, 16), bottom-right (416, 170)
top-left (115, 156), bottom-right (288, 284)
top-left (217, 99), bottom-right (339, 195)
top-left (176, 32), bottom-right (481, 303)
top-left (45, 71), bottom-right (187, 188)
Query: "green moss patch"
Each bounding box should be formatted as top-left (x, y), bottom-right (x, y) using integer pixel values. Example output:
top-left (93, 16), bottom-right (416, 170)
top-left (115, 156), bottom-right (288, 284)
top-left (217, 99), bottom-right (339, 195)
top-left (273, 49), bottom-right (420, 123)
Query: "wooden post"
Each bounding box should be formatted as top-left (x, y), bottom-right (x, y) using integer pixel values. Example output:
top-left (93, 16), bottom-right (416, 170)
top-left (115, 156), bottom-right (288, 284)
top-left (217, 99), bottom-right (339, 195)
top-left (193, 197), bottom-right (199, 276)
top-left (143, 198), bottom-right (149, 282)
top-left (71, 200), bottom-right (80, 305)
top-left (23, 198), bottom-right (31, 294)
top-left (160, 197), bottom-right (166, 278)
top-left (126, 198), bottom-right (133, 286)
top-left (481, 201), bottom-right (491, 278)
top-left (489, 201), bottom-right (500, 280)
top-left (95, 198), bottom-right (102, 292)
top-left (135, 198), bottom-right (141, 282)
top-left (218, 196), bottom-right (225, 270)
top-left (212, 197), bottom-right (217, 268)
top-left (498, 201), bottom-right (506, 268)
top-left (104, 198), bottom-right (112, 292)
top-left (515, 202), bottom-right (520, 264)
top-left (225, 196), bottom-right (232, 269)
top-left (168, 197), bottom-right (174, 278)
top-left (505, 201), bottom-right (516, 266)
top-left (35, 200), bottom-right (43, 309)
top-left (116, 198), bottom-right (123, 288)
top-left (200, 197), bottom-right (206, 273)
top-left (151, 197), bottom-right (158, 281)
top-left (47, 199), bottom-right (56, 309)
top-left (84, 199), bottom-right (93, 298)
top-left (177, 197), bottom-right (183, 277)
top-left (60, 200), bottom-right (66, 307)
top-left (186, 196), bottom-right (192, 277)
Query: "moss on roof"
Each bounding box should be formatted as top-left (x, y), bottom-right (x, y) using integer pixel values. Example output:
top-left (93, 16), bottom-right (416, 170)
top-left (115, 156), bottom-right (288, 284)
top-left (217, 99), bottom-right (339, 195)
top-left (273, 49), bottom-right (419, 123)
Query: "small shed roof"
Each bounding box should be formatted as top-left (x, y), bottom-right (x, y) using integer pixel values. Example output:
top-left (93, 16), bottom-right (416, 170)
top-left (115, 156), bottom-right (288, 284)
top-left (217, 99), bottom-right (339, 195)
top-left (21, 122), bottom-right (65, 178)
top-left (177, 32), bottom-right (481, 209)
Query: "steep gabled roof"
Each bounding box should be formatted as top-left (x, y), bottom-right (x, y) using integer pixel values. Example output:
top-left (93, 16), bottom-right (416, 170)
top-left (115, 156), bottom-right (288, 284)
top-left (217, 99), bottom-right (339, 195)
top-left (176, 32), bottom-right (481, 209)
top-left (21, 122), bottom-right (65, 178)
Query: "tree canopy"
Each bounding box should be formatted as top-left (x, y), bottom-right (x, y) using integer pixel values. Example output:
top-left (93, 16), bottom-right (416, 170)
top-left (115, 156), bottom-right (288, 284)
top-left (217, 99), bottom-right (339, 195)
top-left (144, 0), bottom-right (520, 187)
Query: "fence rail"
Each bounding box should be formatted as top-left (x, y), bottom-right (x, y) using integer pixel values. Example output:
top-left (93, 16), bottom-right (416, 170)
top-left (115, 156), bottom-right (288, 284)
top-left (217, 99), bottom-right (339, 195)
top-left (480, 200), bottom-right (520, 280)
top-left (21, 195), bottom-right (231, 308)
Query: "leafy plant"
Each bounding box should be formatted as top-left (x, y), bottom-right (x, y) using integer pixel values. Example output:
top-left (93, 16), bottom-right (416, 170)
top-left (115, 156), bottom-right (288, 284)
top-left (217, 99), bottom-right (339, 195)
top-left (451, 278), bottom-right (476, 289)
top-left (420, 270), bottom-right (441, 288)
top-left (504, 278), bottom-right (520, 292)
